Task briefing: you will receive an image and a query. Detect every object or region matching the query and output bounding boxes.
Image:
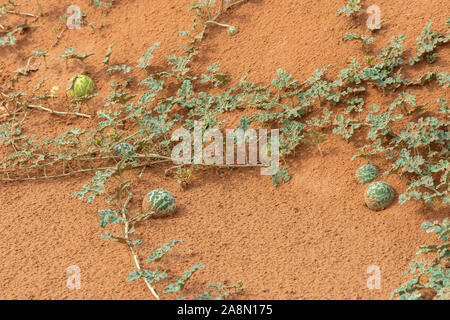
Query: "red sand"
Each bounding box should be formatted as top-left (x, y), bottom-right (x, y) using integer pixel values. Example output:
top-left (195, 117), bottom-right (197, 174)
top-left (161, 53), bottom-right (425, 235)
top-left (0, 0), bottom-right (448, 299)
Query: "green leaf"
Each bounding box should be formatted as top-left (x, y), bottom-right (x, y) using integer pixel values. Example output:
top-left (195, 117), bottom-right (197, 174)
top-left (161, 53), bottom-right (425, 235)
top-left (126, 269), bottom-right (167, 283)
top-left (137, 42), bottom-right (161, 70)
top-left (272, 166), bottom-right (291, 186)
top-left (71, 169), bottom-right (115, 203)
top-left (147, 239), bottom-right (184, 264)
top-left (163, 264), bottom-right (206, 294)
top-left (98, 209), bottom-right (123, 228)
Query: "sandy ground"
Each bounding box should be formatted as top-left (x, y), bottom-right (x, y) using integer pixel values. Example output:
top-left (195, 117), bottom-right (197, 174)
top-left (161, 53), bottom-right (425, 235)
top-left (0, 0), bottom-right (448, 299)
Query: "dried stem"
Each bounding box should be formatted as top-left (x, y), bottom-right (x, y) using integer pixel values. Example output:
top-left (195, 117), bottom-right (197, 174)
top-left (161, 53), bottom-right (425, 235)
top-left (28, 104), bottom-right (91, 118)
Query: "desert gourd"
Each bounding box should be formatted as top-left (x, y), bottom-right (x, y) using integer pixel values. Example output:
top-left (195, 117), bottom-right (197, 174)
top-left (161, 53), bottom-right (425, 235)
top-left (112, 142), bottom-right (135, 158)
top-left (66, 74), bottom-right (95, 99)
top-left (356, 164), bottom-right (379, 184)
top-left (365, 181), bottom-right (395, 211)
top-left (142, 189), bottom-right (176, 217)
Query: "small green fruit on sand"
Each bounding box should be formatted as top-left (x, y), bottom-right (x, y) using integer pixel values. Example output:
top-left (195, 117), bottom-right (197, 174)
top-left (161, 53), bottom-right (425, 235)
top-left (66, 74), bottom-right (95, 99)
top-left (365, 181), bottom-right (395, 211)
top-left (112, 143), bottom-right (135, 158)
top-left (356, 164), bottom-right (378, 184)
top-left (228, 26), bottom-right (238, 35)
top-left (142, 189), bottom-right (176, 217)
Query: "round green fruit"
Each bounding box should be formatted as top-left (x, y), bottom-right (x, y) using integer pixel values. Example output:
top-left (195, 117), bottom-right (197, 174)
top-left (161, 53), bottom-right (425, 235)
top-left (228, 26), bottom-right (238, 35)
top-left (66, 74), bottom-right (95, 99)
top-left (112, 143), bottom-right (135, 158)
top-left (142, 189), bottom-right (176, 217)
top-left (356, 164), bottom-right (379, 184)
top-left (365, 181), bottom-right (395, 211)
